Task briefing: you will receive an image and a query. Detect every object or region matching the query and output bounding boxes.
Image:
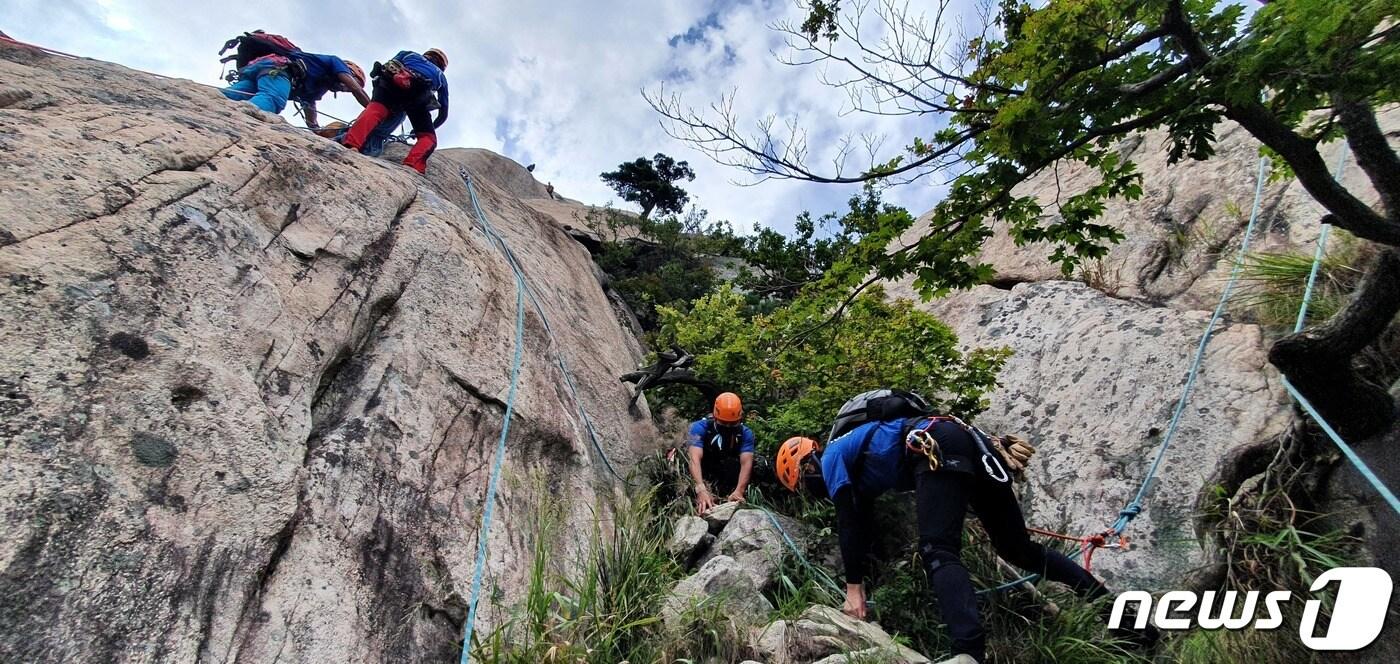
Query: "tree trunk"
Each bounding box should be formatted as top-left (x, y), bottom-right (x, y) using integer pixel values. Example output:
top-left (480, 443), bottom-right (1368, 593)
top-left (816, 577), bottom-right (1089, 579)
top-left (1269, 247), bottom-right (1400, 440)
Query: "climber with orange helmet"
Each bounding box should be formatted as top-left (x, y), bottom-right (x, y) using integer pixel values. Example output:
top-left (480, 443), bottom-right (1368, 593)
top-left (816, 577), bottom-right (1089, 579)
top-left (686, 392), bottom-right (756, 514)
top-left (776, 389), bottom-right (1116, 664)
top-left (289, 54), bottom-right (369, 131)
top-left (341, 48), bottom-right (449, 174)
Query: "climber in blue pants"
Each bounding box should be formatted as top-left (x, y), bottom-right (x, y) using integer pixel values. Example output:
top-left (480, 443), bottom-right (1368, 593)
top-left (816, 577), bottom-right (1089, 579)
top-left (221, 56), bottom-right (292, 113)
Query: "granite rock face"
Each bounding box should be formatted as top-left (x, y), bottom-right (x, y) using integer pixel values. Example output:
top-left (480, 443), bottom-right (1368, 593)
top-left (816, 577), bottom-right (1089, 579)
top-left (0, 43), bottom-right (657, 663)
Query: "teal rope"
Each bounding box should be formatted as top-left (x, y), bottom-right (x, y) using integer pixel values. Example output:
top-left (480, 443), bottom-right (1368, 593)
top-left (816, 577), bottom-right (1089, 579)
top-left (1110, 155), bottom-right (1272, 535)
top-left (459, 269), bottom-right (526, 663)
top-left (1283, 380), bottom-right (1400, 517)
top-left (1292, 148), bottom-right (1349, 333)
top-left (456, 167), bottom-right (626, 662)
top-left (459, 167), bottom-right (627, 484)
top-left (1283, 146), bottom-right (1400, 518)
top-left (759, 507), bottom-right (844, 597)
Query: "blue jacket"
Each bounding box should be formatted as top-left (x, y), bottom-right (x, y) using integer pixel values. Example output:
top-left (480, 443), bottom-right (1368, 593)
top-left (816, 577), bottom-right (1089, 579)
top-left (393, 50), bottom-right (449, 127)
top-left (820, 419), bottom-right (907, 499)
top-left (290, 52), bottom-right (352, 104)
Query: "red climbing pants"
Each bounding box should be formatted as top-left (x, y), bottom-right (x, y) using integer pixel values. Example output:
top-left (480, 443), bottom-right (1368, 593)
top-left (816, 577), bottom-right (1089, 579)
top-left (342, 101), bottom-right (392, 150)
top-left (403, 132), bottom-right (437, 174)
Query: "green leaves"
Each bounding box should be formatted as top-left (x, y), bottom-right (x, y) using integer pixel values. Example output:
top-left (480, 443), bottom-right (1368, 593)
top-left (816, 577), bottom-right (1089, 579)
top-left (657, 279), bottom-right (1010, 451)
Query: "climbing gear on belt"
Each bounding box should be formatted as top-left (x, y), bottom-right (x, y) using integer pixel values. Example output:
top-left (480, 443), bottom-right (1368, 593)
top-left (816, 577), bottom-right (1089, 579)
top-left (906, 415), bottom-right (1011, 483)
top-left (904, 427), bottom-right (943, 472)
top-left (988, 433), bottom-right (1036, 477)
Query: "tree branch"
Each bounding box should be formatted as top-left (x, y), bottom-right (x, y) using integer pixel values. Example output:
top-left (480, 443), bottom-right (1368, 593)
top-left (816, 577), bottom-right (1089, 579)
top-left (1225, 100), bottom-right (1400, 245)
top-left (1335, 98), bottom-right (1400, 220)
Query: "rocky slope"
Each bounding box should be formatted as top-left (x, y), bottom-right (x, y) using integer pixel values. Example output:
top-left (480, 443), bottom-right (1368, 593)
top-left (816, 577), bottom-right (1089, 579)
top-left (0, 43), bottom-right (658, 663)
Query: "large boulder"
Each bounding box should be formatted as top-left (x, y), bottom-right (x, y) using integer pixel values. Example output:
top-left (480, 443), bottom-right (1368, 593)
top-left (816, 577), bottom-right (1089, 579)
top-left (669, 514), bottom-right (714, 569)
top-left (661, 555), bottom-right (774, 635)
top-left (758, 605), bottom-right (932, 664)
top-left (699, 508), bottom-right (813, 590)
top-left (0, 43), bottom-right (657, 663)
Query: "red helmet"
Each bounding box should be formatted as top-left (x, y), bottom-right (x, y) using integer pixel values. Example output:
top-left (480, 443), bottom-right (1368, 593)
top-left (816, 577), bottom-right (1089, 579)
top-left (713, 392), bottom-right (743, 425)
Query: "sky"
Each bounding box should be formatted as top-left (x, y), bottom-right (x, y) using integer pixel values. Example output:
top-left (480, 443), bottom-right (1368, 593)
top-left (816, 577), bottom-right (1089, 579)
top-left (6, 0), bottom-right (951, 236)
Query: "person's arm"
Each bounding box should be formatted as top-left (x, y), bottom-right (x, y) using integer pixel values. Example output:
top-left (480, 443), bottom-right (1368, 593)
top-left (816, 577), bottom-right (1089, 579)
top-left (833, 486), bottom-right (869, 619)
top-left (302, 101), bottom-right (319, 130)
top-left (432, 85), bottom-right (449, 128)
top-left (728, 452), bottom-right (754, 502)
top-left (688, 445), bottom-right (714, 514)
top-left (338, 72), bottom-right (371, 106)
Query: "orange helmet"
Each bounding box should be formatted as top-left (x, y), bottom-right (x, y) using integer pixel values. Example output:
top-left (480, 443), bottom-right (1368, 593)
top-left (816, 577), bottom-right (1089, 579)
top-left (777, 437), bottom-right (820, 492)
top-left (423, 48), bottom-right (448, 70)
top-left (712, 392), bottom-right (743, 425)
top-left (344, 60), bottom-right (366, 88)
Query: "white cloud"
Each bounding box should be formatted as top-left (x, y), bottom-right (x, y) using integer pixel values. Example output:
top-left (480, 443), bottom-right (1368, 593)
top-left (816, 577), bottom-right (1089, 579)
top-left (7, 0), bottom-right (955, 234)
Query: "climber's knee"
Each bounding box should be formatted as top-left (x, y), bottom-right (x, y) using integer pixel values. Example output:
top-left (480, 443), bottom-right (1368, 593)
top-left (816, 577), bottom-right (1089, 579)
top-left (919, 541), bottom-right (963, 576)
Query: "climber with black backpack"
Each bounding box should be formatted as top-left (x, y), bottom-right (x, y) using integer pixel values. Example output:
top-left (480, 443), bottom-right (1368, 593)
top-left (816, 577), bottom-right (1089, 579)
top-left (218, 31), bottom-right (369, 123)
top-left (340, 48), bottom-right (449, 174)
top-left (776, 389), bottom-right (1107, 664)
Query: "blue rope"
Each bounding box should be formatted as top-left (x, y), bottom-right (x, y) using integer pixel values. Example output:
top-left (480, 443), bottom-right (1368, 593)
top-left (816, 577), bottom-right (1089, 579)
top-left (1110, 155), bottom-right (1272, 535)
top-left (455, 167), bottom-right (628, 662)
top-left (1292, 148), bottom-right (1348, 333)
top-left (1283, 380), bottom-right (1400, 517)
top-left (759, 507), bottom-right (844, 597)
top-left (459, 168), bottom-right (627, 484)
top-left (458, 269), bottom-right (526, 663)
top-left (1282, 146), bottom-right (1400, 518)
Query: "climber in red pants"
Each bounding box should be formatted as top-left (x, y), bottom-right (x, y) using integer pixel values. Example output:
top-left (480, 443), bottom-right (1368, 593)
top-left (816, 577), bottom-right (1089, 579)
top-left (341, 48), bottom-right (449, 174)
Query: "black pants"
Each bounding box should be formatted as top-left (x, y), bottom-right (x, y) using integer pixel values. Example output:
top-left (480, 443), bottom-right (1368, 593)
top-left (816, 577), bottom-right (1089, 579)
top-left (370, 76), bottom-right (435, 135)
top-left (915, 421), bottom-right (1106, 660)
top-left (699, 453), bottom-right (771, 496)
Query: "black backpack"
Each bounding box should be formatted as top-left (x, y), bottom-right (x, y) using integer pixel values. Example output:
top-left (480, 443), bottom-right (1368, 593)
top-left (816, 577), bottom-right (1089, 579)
top-left (826, 389), bottom-right (933, 443)
top-left (219, 31), bottom-right (307, 84)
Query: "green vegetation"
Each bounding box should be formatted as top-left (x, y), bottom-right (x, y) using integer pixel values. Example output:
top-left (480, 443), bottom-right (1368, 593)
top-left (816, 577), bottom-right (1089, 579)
top-left (655, 284), bottom-right (1008, 451)
top-left (587, 205), bottom-right (738, 330)
top-left (1236, 231), bottom-right (1369, 333)
top-left (470, 478), bottom-right (690, 663)
top-left (1176, 461), bottom-right (1358, 664)
top-left (600, 153), bottom-right (697, 221)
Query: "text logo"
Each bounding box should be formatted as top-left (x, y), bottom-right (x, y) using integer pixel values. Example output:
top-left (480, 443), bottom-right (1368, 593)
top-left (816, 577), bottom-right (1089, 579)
top-left (1108, 567), bottom-right (1393, 651)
